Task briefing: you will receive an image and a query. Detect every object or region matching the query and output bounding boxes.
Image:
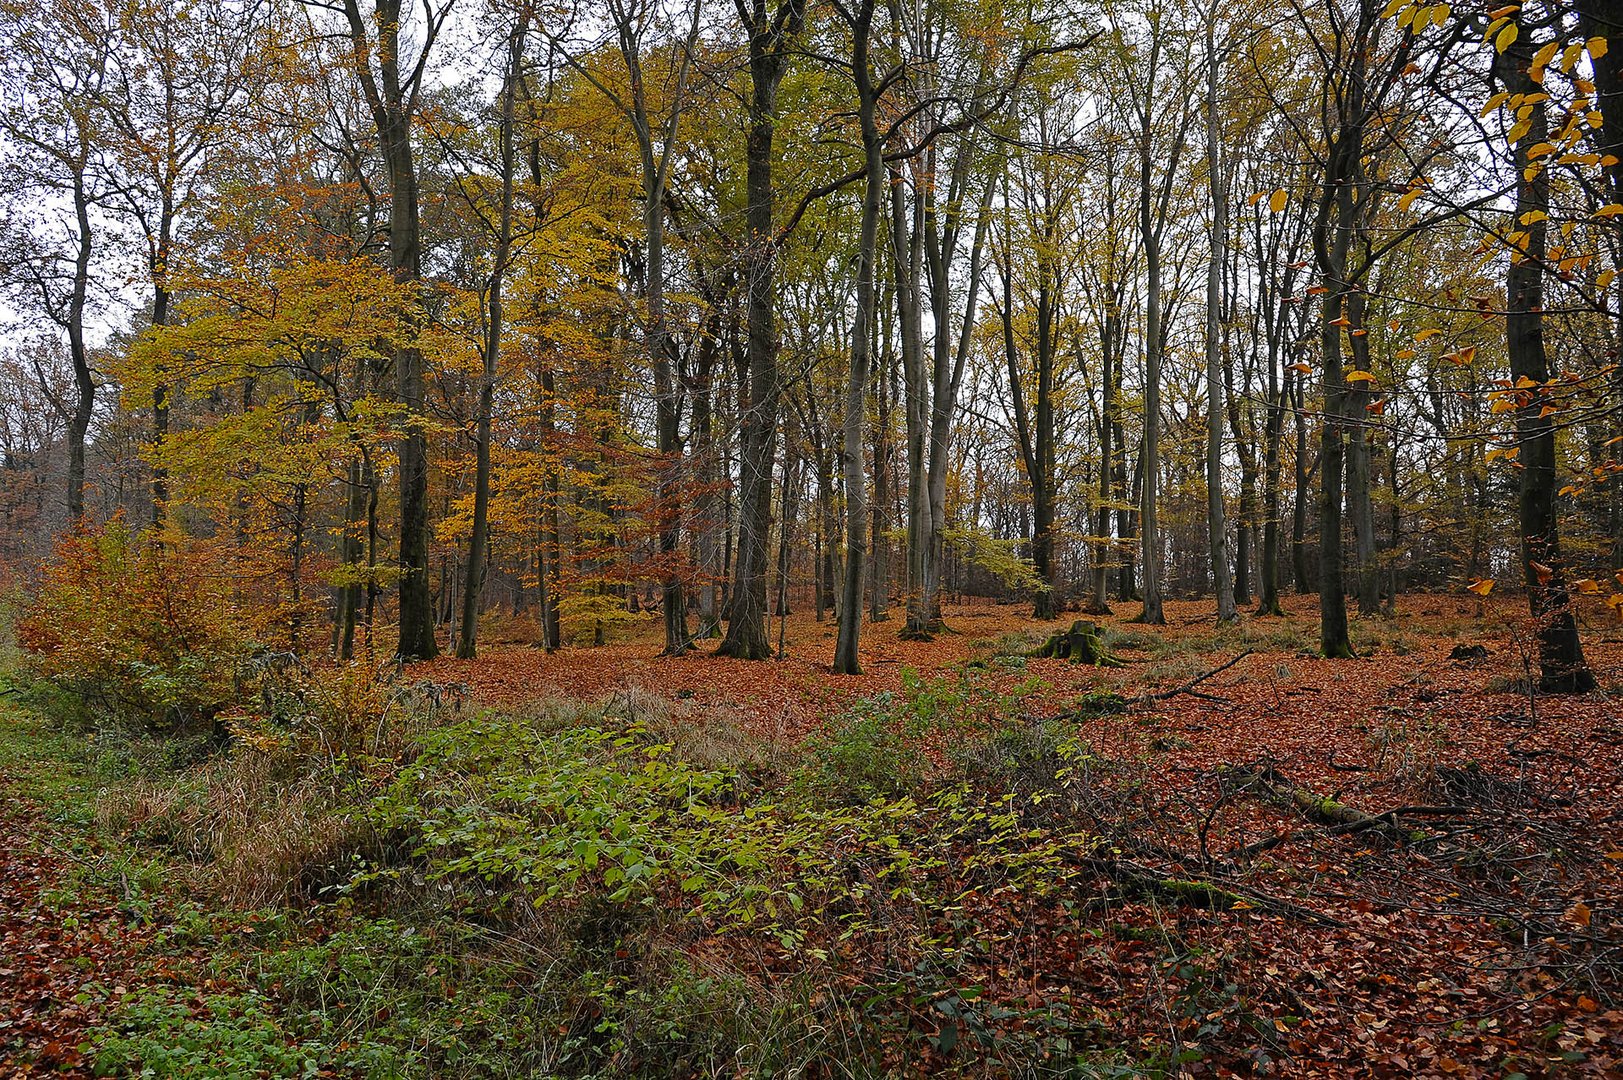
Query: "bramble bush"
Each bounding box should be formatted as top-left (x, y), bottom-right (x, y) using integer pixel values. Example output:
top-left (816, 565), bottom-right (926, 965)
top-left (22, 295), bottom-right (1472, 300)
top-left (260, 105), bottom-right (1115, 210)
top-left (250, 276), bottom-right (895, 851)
top-left (16, 521), bottom-right (272, 732)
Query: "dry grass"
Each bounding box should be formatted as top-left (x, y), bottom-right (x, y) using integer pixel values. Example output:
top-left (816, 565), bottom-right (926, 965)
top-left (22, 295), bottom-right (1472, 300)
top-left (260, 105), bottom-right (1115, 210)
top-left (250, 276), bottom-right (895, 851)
top-left (96, 743), bottom-right (364, 906)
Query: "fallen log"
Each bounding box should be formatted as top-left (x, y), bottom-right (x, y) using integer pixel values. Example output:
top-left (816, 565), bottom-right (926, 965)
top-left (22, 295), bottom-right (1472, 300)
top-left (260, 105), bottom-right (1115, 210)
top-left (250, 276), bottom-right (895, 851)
top-left (1224, 764), bottom-right (1428, 844)
top-left (1088, 856), bottom-right (1345, 926)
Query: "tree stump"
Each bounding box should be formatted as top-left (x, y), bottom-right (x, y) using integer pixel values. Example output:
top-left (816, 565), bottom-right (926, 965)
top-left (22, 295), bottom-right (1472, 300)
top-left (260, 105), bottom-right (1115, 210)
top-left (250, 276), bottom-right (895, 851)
top-left (1032, 620), bottom-right (1122, 666)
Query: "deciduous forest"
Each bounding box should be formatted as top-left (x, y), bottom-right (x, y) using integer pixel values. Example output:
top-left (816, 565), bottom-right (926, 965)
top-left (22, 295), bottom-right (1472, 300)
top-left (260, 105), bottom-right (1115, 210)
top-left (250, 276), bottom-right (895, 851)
top-left (1, 0), bottom-right (1622, 1075)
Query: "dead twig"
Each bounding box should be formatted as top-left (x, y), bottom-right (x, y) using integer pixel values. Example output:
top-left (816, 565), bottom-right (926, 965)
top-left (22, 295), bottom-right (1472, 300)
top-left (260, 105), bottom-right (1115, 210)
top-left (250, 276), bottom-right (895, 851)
top-left (1131, 649), bottom-right (1255, 705)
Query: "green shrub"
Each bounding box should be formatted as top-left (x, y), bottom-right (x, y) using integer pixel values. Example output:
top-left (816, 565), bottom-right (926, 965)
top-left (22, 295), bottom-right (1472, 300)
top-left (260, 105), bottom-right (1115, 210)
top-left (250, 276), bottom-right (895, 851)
top-left (94, 987), bottom-right (330, 1078)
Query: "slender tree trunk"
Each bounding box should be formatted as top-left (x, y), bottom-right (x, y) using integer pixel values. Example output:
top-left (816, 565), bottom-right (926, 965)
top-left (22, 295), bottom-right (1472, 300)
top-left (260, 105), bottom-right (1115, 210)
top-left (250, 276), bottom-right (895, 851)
top-left (871, 334), bottom-right (892, 620)
top-left (834, 0), bottom-right (883, 676)
top-left (539, 367), bottom-right (562, 650)
top-left (149, 210), bottom-right (174, 527)
top-left (1345, 289), bottom-right (1379, 616)
top-left (920, 172), bottom-right (992, 630)
top-left (64, 174), bottom-right (95, 527)
top-left (1138, 194), bottom-right (1166, 624)
top-left (1031, 257), bottom-right (1058, 620)
top-left (894, 171), bottom-right (932, 638)
top-left (1087, 304), bottom-right (1118, 615)
top-left (1258, 344), bottom-right (1286, 615)
top-left (1313, 92), bottom-right (1360, 658)
top-left (1204, 21), bottom-right (1236, 624)
top-left (457, 18), bottom-right (526, 659)
top-left (691, 319), bottom-right (723, 637)
top-left (1290, 369), bottom-right (1312, 593)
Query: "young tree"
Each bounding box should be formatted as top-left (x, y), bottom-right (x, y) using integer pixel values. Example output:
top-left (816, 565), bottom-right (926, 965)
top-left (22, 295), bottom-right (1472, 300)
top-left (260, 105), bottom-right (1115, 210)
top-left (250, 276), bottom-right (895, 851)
top-left (833, 0), bottom-right (887, 676)
top-left (453, 4), bottom-right (531, 660)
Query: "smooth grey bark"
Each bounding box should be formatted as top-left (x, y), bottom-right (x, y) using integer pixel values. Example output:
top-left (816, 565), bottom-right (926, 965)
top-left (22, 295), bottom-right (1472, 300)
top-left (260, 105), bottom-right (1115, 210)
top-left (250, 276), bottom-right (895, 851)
top-left (1203, 21), bottom-right (1236, 624)
top-left (834, 0), bottom-right (885, 676)
top-left (457, 12), bottom-right (528, 660)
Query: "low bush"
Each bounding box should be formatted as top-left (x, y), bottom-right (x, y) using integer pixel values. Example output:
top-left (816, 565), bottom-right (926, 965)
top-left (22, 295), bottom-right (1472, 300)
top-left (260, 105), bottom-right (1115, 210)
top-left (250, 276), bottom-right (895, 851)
top-left (74, 669), bottom-right (1127, 1077)
top-left (16, 522), bottom-right (275, 733)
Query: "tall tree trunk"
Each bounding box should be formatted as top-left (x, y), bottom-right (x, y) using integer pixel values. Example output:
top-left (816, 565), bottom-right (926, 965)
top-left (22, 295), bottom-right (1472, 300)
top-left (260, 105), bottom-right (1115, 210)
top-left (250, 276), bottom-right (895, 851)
top-left (1313, 76), bottom-right (1360, 658)
top-left (1087, 301), bottom-right (1119, 615)
top-left (919, 161), bottom-right (994, 631)
top-left (149, 208), bottom-right (174, 527)
top-left (457, 16), bottom-right (526, 659)
top-left (720, 0), bottom-right (804, 660)
top-left (539, 367), bottom-right (562, 650)
top-left (1345, 289), bottom-right (1380, 617)
top-left (691, 316), bottom-right (723, 638)
top-left (1204, 29), bottom-right (1236, 624)
top-left (1290, 369), bottom-right (1312, 593)
top-left (1496, 26), bottom-right (1595, 693)
top-left (834, 0), bottom-right (883, 676)
top-left (895, 170), bottom-right (932, 638)
top-left (870, 345), bottom-right (891, 620)
top-left (65, 173), bottom-right (95, 527)
top-left (342, 0), bottom-right (439, 660)
top-left (1138, 171), bottom-right (1166, 626)
top-left (1031, 245), bottom-right (1058, 620)
top-left (1258, 341), bottom-right (1286, 615)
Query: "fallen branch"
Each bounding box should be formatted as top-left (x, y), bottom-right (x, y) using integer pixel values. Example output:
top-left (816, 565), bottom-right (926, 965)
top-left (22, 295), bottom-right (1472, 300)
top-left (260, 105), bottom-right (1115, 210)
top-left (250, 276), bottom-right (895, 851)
top-left (1089, 856), bottom-right (1345, 926)
top-left (1225, 764), bottom-right (1428, 844)
top-left (1132, 650), bottom-right (1254, 705)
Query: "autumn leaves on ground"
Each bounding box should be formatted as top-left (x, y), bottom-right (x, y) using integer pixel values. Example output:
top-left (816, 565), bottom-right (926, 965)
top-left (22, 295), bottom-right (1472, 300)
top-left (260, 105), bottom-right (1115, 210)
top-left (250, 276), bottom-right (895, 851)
top-left (2, 595), bottom-right (1620, 1079)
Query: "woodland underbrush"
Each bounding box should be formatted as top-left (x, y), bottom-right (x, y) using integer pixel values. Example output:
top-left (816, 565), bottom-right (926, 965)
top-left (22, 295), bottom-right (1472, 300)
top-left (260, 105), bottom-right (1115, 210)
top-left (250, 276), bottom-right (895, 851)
top-left (8, 573), bottom-right (1621, 1076)
top-left (14, 650), bottom-right (1195, 1077)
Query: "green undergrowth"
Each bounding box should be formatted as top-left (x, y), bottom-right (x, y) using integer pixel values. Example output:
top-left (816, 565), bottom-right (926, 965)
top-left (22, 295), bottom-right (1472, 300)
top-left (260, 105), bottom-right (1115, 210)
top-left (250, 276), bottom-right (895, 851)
top-left (1, 664), bottom-right (1174, 1078)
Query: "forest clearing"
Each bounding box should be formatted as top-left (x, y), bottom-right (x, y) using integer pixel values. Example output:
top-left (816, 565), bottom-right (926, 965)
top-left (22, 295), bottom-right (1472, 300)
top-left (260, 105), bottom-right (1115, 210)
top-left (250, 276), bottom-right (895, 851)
top-left (6, 0), bottom-right (1623, 1073)
top-left (1, 597), bottom-right (1620, 1077)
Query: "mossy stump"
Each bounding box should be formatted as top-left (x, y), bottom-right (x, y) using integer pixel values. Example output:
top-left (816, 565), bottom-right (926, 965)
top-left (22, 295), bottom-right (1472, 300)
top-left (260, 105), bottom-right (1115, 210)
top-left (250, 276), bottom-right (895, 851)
top-left (1033, 620), bottom-right (1122, 667)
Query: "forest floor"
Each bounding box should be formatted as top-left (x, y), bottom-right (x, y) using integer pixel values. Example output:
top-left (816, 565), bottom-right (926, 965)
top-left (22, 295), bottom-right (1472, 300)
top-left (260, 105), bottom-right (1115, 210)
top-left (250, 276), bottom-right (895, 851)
top-left (3, 593), bottom-right (1623, 1077)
